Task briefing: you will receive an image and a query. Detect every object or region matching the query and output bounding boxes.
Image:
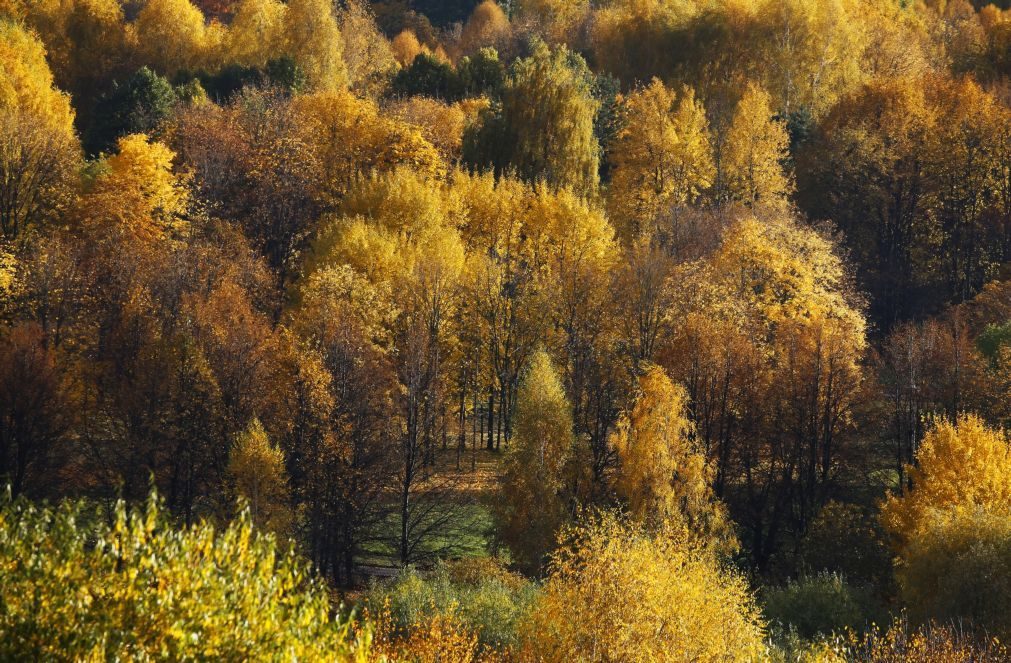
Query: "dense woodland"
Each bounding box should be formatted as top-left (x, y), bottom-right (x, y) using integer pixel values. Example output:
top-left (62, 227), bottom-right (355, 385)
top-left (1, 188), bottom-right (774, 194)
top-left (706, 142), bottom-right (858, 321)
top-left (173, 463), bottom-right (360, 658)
top-left (3, 0), bottom-right (1011, 659)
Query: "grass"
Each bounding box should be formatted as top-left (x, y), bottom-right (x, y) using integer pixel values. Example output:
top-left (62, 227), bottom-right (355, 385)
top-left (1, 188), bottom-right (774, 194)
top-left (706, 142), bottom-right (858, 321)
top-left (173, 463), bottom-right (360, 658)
top-left (356, 445), bottom-right (506, 569)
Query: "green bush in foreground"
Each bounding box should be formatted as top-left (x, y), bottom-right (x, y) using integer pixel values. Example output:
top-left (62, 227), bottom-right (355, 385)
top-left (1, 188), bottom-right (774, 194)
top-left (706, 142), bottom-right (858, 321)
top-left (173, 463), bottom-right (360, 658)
top-left (763, 572), bottom-right (880, 640)
top-left (366, 557), bottom-right (536, 652)
top-left (0, 492), bottom-right (371, 661)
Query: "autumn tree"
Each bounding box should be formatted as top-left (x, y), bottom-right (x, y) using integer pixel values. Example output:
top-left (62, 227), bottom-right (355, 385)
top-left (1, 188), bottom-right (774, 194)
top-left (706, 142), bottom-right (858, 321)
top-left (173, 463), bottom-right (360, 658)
top-left (589, 0), bottom-right (700, 86)
top-left (881, 415), bottom-right (1011, 638)
top-left (226, 0), bottom-right (288, 69)
top-left (881, 414), bottom-right (1011, 552)
top-left (522, 514), bottom-right (765, 662)
top-left (513, 0), bottom-right (590, 49)
top-left (749, 0), bottom-right (869, 116)
top-left (172, 90), bottom-right (316, 294)
top-left (798, 75), bottom-right (1007, 326)
top-left (285, 0), bottom-right (348, 91)
top-left (289, 263), bottom-right (397, 584)
top-left (391, 30), bottom-right (427, 68)
top-left (82, 133), bottom-right (189, 242)
top-left (337, 0), bottom-right (397, 98)
top-left (613, 237), bottom-right (675, 364)
top-left (388, 97), bottom-right (468, 163)
top-left (612, 364), bottom-right (734, 550)
top-left (465, 41), bottom-right (599, 196)
top-left (306, 168), bottom-right (471, 568)
top-left (457, 0), bottom-right (512, 58)
top-left (134, 0), bottom-right (222, 76)
top-left (290, 91), bottom-right (444, 207)
top-left (494, 350), bottom-right (575, 574)
top-left (878, 310), bottom-right (986, 486)
top-left (607, 79), bottom-right (713, 244)
top-left (717, 82), bottom-right (792, 209)
top-left (538, 187), bottom-right (622, 497)
top-left (227, 418), bottom-right (293, 535)
top-left (660, 213), bottom-right (867, 568)
top-left (454, 172), bottom-right (549, 454)
top-left (0, 21), bottom-right (79, 245)
top-left (0, 495), bottom-right (374, 660)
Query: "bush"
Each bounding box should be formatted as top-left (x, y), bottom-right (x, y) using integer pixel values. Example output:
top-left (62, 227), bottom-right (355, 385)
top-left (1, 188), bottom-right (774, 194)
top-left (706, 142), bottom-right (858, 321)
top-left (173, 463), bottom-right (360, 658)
top-left (763, 572), bottom-right (880, 640)
top-left (365, 557), bottom-right (536, 652)
top-left (897, 507), bottom-right (1011, 639)
top-left (846, 615), bottom-right (1008, 662)
top-left (521, 513), bottom-right (765, 662)
top-left (0, 492), bottom-right (370, 660)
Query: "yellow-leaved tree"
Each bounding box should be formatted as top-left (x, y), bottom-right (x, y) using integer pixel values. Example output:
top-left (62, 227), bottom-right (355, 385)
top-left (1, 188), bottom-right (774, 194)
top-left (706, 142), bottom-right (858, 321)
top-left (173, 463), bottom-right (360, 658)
top-left (134, 0), bottom-right (222, 76)
top-left (337, 0), bottom-right (398, 98)
top-left (881, 415), bottom-right (1011, 638)
top-left (83, 133), bottom-right (189, 241)
top-left (285, 0), bottom-right (348, 91)
top-left (881, 414), bottom-right (1011, 551)
top-left (291, 92), bottom-right (444, 206)
top-left (227, 418), bottom-right (293, 537)
top-left (458, 0), bottom-right (512, 58)
top-left (607, 79), bottom-right (713, 244)
top-left (226, 0), bottom-right (288, 68)
top-left (494, 349), bottom-right (575, 574)
top-left (391, 29), bottom-right (427, 67)
top-left (0, 20), bottom-right (79, 244)
top-left (612, 364), bottom-right (735, 552)
top-left (719, 82), bottom-right (793, 209)
top-left (0, 494), bottom-right (373, 660)
top-left (521, 513), bottom-right (765, 662)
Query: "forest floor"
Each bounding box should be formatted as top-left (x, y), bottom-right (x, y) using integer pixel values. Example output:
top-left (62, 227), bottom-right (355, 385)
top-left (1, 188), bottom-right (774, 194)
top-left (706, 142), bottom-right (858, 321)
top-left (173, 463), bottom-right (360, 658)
top-left (357, 443), bottom-right (506, 574)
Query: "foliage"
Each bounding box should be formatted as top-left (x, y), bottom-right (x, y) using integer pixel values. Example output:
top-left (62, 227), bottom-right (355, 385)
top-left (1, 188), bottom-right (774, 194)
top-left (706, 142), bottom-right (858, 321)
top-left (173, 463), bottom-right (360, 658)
top-left (365, 558), bottom-right (536, 652)
top-left (521, 513), bottom-right (766, 662)
top-left (458, 0), bottom-right (512, 58)
top-left (337, 0), bottom-right (398, 98)
top-left (611, 363), bottom-right (735, 551)
top-left (607, 78), bottom-right (713, 243)
top-left (719, 82), bottom-right (793, 208)
top-left (844, 616), bottom-right (1008, 662)
top-left (894, 506), bottom-right (1011, 640)
top-left (881, 414), bottom-right (1011, 552)
top-left (763, 573), bottom-right (879, 641)
top-left (285, 0), bottom-right (349, 91)
top-left (226, 0), bottom-right (288, 68)
top-left (0, 492), bottom-right (372, 661)
top-left (465, 41), bottom-right (599, 196)
top-left (0, 20), bottom-right (79, 244)
top-left (227, 418), bottom-right (293, 536)
top-left (493, 350), bottom-right (575, 574)
top-left (83, 133), bottom-right (189, 241)
top-left (134, 0), bottom-right (223, 76)
top-left (7, 0), bottom-right (1011, 653)
top-left (86, 66), bottom-right (179, 155)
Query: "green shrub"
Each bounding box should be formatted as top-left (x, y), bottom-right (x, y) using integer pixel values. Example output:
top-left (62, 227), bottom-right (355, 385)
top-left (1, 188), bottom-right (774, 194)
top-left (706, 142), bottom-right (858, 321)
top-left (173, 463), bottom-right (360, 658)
top-left (763, 572), bottom-right (880, 640)
top-left (898, 507), bottom-right (1011, 640)
top-left (365, 557), bottom-right (536, 651)
top-left (0, 492), bottom-right (370, 661)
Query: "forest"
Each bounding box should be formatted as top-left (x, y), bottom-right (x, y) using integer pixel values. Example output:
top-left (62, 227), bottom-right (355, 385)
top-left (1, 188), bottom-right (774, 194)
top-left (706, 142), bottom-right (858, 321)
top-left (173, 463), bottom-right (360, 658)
top-left (2, 0), bottom-right (1011, 659)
